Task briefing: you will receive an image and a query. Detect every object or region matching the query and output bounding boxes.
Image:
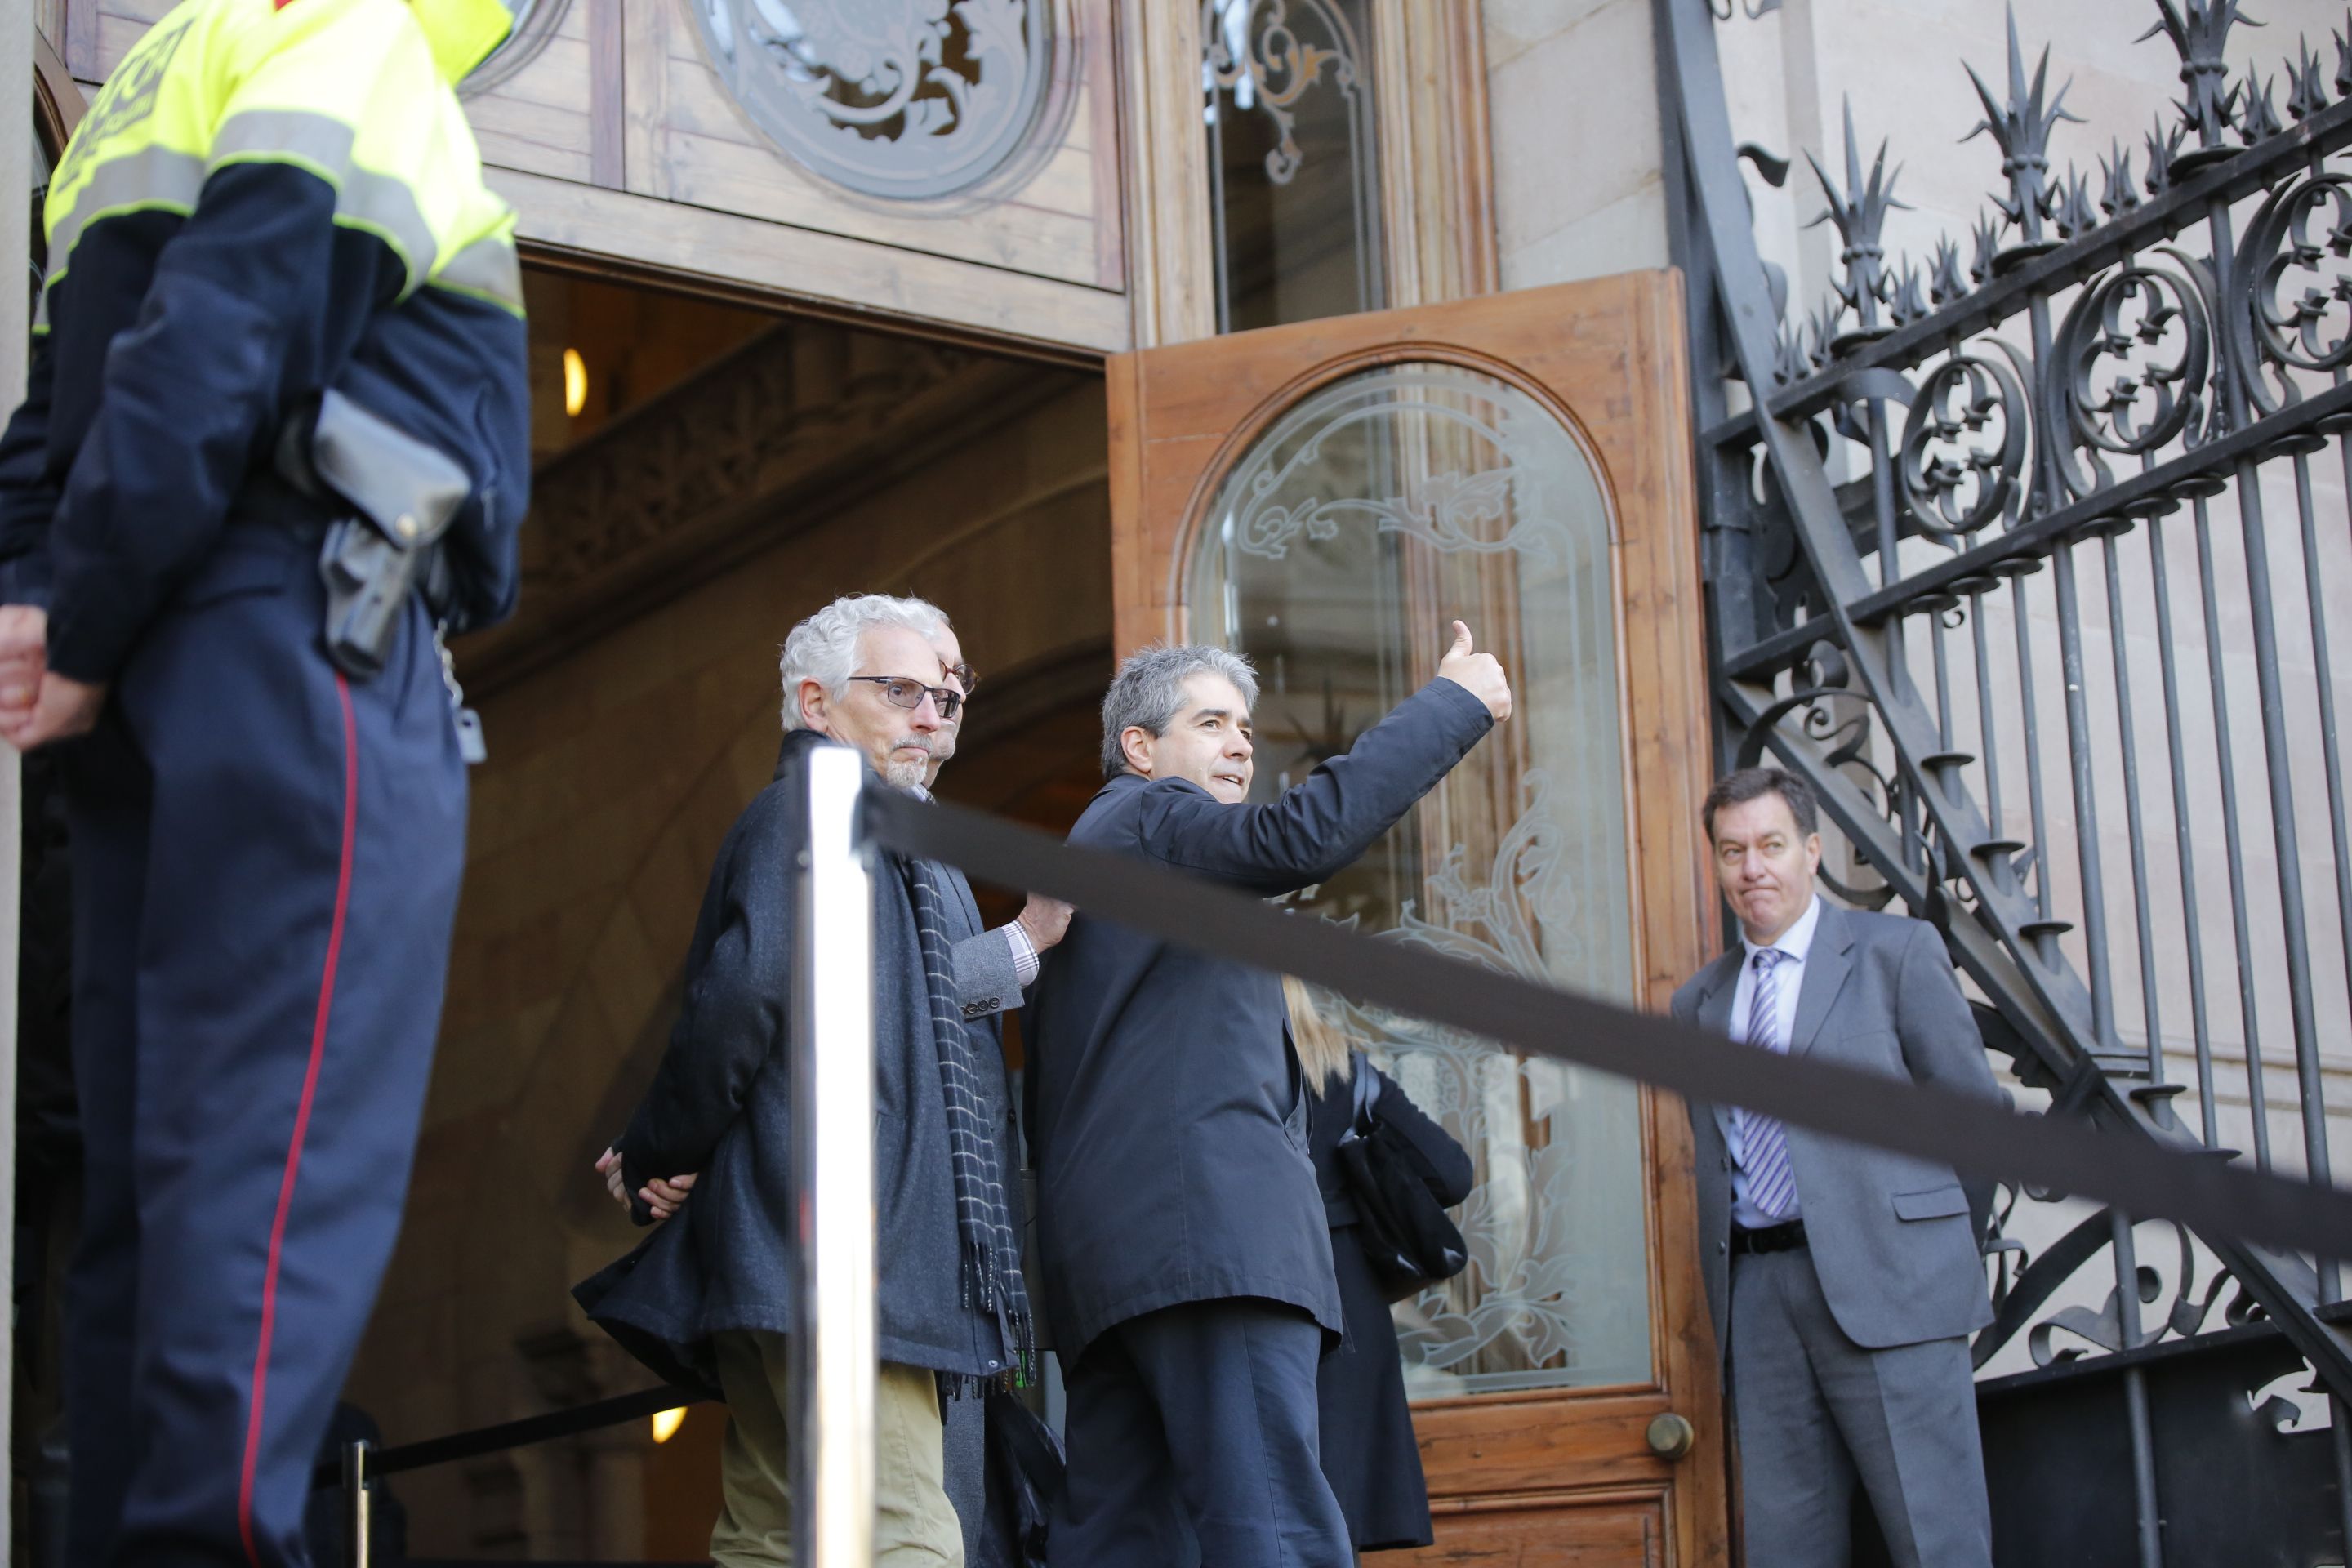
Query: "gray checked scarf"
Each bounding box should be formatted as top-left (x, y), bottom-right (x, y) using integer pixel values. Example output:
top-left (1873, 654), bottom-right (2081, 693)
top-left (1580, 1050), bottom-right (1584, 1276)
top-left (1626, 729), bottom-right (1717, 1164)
top-left (901, 853), bottom-right (1036, 1391)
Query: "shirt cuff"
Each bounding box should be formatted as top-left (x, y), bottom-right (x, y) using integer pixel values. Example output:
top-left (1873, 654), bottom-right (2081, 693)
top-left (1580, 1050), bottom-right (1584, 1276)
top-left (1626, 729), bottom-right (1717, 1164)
top-left (1001, 920), bottom-right (1040, 987)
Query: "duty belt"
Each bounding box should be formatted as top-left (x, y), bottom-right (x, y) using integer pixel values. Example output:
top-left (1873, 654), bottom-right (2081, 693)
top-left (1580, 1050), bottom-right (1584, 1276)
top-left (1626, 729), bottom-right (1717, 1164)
top-left (272, 392), bottom-right (488, 763)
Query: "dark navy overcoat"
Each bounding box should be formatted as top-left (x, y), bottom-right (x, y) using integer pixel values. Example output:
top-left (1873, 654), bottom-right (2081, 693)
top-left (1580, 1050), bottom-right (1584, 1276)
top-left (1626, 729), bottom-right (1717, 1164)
top-left (1024, 678), bottom-right (1493, 1362)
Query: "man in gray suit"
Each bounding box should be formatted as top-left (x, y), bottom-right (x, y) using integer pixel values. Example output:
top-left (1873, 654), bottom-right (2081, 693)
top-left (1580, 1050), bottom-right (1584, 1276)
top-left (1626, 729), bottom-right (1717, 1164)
top-left (1671, 766), bottom-right (1998, 1568)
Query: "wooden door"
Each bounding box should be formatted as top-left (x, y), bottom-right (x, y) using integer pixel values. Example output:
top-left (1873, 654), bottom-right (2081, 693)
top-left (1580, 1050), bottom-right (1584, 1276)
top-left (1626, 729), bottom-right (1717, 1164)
top-left (1105, 274), bottom-right (1729, 1567)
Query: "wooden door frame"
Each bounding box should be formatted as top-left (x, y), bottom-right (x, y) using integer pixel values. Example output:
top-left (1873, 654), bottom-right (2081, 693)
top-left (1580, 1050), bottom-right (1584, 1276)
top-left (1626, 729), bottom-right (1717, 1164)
top-left (1105, 270), bottom-right (1729, 1565)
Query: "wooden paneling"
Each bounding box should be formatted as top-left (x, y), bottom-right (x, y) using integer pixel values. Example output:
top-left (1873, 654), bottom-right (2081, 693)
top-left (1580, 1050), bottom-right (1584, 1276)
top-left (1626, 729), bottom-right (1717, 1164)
top-left (1112, 0), bottom-right (1214, 347)
top-left (465, 4), bottom-right (595, 186)
top-left (1418, 1494), bottom-right (1667, 1566)
top-left (497, 166), bottom-right (1130, 354)
top-left (34, 29), bottom-right (85, 154)
top-left (618, 0), bottom-right (1119, 291)
top-left (58, 0), bottom-right (1136, 358)
top-left (1373, 0), bottom-right (1500, 307)
top-left (34, 0), bottom-right (66, 68)
top-left (1104, 272), bottom-right (1729, 1568)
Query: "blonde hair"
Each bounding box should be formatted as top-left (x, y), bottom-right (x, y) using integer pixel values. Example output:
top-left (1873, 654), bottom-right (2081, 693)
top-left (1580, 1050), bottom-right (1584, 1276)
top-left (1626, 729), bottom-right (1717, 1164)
top-left (1285, 975), bottom-right (1355, 1094)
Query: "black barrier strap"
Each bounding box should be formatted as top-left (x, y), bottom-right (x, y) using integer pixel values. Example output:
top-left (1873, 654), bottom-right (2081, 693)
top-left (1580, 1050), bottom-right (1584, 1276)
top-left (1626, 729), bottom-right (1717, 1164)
top-left (308, 1384), bottom-right (711, 1490)
top-left (865, 790), bottom-right (2352, 1265)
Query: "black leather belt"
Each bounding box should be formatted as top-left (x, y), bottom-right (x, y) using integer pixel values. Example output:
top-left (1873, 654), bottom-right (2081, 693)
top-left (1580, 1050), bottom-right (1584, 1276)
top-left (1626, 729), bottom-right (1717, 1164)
top-left (1731, 1218), bottom-right (1807, 1257)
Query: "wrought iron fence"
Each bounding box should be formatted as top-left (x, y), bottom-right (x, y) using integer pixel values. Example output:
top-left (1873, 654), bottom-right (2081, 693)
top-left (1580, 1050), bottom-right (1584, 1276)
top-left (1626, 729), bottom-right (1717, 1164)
top-left (1662, 2), bottom-right (2352, 1559)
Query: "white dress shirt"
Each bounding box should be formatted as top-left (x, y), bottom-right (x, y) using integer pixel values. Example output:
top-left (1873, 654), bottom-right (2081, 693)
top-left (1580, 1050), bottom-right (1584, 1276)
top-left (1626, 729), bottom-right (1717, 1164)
top-left (1722, 892), bottom-right (1821, 1228)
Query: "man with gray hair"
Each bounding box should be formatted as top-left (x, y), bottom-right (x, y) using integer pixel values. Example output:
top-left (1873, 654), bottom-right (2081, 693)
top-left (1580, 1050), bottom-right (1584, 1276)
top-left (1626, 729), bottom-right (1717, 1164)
top-left (577, 593), bottom-right (1069, 1566)
top-left (1029, 622), bottom-right (1512, 1567)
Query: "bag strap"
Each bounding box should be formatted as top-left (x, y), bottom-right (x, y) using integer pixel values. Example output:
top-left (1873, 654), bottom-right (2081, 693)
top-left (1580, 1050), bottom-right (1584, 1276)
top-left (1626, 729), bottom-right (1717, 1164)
top-left (1348, 1049), bottom-right (1380, 1134)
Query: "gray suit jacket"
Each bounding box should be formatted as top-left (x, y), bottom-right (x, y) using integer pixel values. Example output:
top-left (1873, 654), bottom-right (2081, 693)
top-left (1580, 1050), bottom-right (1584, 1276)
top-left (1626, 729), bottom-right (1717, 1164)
top-left (1672, 900), bottom-right (1999, 1352)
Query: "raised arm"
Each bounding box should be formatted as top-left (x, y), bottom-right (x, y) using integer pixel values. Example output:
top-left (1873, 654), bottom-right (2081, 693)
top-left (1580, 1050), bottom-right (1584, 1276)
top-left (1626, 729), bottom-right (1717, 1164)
top-left (1139, 675), bottom-right (1497, 895)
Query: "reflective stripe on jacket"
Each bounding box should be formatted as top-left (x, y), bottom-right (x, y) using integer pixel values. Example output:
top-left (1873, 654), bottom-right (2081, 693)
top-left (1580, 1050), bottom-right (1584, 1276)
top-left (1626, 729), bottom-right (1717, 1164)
top-left (0, 0), bottom-right (530, 676)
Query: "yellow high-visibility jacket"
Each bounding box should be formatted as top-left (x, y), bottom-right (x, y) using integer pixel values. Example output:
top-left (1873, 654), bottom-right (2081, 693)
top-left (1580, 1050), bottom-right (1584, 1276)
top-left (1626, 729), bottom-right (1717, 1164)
top-left (0, 0), bottom-right (531, 679)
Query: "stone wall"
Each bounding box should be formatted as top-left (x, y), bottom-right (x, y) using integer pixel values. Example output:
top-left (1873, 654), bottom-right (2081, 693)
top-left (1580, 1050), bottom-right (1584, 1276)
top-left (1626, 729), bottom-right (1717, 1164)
top-left (1485, 0), bottom-right (1673, 289)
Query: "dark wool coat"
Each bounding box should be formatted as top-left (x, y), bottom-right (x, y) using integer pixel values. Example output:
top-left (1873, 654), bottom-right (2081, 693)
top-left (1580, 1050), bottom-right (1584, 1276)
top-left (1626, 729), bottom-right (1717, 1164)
top-left (1024, 679), bottom-right (1494, 1364)
top-left (1307, 1064), bottom-right (1475, 1552)
top-left (574, 729), bottom-right (1027, 1393)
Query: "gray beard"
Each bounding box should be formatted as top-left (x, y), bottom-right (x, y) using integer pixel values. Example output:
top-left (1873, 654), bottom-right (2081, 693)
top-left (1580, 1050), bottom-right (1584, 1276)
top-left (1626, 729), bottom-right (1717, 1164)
top-left (881, 743), bottom-right (931, 791)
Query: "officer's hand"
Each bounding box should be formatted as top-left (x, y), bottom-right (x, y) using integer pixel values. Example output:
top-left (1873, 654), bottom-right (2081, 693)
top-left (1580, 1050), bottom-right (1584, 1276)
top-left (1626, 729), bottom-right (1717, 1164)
top-left (640, 1172), bottom-right (697, 1222)
top-left (1436, 621), bottom-right (1512, 722)
top-left (4, 671), bottom-right (105, 751)
top-left (0, 604), bottom-right (48, 724)
top-left (1015, 894), bottom-right (1074, 953)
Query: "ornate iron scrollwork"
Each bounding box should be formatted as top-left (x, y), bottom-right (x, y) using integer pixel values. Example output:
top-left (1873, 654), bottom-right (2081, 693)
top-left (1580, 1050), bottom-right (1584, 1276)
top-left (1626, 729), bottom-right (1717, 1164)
top-left (2240, 171), bottom-right (2352, 376)
top-left (693, 0), bottom-right (1058, 201)
top-left (1900, 350), bottom-right (2032, 535)
top-left (1666, 0), bottom-right (2352, 1423)
top-left (2051, 260), bottom-right (2212, 496)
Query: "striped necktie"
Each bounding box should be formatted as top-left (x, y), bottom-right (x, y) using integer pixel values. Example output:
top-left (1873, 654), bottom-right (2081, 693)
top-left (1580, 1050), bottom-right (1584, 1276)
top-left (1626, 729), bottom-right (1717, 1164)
top-left (1736, 947), bottom-right (1798, 1222)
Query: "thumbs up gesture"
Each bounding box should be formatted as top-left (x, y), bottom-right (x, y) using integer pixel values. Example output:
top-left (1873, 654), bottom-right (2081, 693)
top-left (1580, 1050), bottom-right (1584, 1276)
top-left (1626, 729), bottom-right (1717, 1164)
top-left (1437, 620), bottom-right (1512, 721)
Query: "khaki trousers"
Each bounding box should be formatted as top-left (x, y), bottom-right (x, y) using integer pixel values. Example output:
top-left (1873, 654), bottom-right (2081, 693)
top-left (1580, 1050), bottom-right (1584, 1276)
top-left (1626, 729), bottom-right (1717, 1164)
top-left (709, 1330), bottom-right (967, 1567)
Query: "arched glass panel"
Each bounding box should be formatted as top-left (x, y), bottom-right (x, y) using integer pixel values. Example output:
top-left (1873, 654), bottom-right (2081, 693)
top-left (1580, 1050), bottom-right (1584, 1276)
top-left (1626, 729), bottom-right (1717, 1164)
top-left (1201, 0), bottom-right (1383, 332)
top-left (1188, 362), bottom-right (1651, 1396)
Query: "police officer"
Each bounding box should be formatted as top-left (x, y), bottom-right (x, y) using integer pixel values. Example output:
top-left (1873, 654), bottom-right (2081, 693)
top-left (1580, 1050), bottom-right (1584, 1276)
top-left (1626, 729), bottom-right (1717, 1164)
top-left (0, 0), bottom-right (530, 1559)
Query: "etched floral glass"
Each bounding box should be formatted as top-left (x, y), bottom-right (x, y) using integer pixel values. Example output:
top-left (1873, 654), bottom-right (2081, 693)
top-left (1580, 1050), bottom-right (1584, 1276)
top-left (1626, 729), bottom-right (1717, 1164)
top-left (1187, 361), bottom-right (1653, 1395)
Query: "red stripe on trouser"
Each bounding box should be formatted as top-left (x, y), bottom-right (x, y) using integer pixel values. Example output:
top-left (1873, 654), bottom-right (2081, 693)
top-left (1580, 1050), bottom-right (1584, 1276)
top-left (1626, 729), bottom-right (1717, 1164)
top-left (238, 672), bottom-right (358, 1566)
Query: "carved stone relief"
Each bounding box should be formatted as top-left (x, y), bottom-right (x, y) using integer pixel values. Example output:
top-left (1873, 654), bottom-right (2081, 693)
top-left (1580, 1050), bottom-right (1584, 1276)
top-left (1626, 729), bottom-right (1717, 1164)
top-left (691, 0), bottom-right (1058, 200)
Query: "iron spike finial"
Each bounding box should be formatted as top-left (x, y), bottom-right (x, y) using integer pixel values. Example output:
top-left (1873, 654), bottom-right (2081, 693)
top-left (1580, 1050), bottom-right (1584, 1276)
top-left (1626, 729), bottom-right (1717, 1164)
top-left (1804, 96), bottom-right (1909, 335)
top-left (1805, 296), bottom-right (1842, 372)
top-left (2238, 68), bottom-right (2286, 141)
top-left (2099, 140), bottom-right (2141, 216)
top-left (2140, 0), bottom-right (2264, 167)
top-left (1928, 234), bottom-right (1969, 305)
top-left (1969, 210), bottom-right (2003, 284)
top-left (1771, 318), bottom-right (1804, 386)
top-left (2054, 164), bottom-right (2100, 239)
top-left (1889, 260), bottom-right (1931, 327)
top-left (2335, 9), bottom-right (2352, 96)
top-left (1962, 6), bottom-right (2082, 252)
top-left (2143, 114), bottom-right (2186, 195)
top-left (2287, 34), bottom-right (2329, 119)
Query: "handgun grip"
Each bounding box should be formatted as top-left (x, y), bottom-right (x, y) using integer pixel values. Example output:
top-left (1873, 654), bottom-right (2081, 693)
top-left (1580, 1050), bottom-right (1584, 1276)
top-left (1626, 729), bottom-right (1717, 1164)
top-left (320, 517), bottom-right (419, 680)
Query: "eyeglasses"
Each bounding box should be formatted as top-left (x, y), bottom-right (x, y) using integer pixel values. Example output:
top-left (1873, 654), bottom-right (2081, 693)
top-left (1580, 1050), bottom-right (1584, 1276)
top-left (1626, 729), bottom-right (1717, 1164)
top-left (849, 675), bottom-right (965, 722)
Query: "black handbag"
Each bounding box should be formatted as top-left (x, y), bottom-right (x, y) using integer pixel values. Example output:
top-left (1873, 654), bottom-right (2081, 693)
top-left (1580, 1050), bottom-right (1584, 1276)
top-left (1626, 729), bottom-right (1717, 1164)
top-left (982, 1388), bottom-right (1065, 1568)
top-left (1334, 1052), bottom-right (1470, 1300)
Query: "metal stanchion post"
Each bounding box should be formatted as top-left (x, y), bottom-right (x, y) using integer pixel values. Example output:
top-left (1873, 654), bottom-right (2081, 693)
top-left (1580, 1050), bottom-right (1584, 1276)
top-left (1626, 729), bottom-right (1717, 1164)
top-left (791, 746), bottom-right (878, 1567)
top-left (341, 1437), bottom-right (372, 1568)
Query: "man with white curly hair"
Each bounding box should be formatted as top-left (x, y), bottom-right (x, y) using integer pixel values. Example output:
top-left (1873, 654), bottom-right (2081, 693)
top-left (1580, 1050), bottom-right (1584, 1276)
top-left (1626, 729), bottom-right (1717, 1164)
top-left (577, 593), bottom-right (1069, 1566)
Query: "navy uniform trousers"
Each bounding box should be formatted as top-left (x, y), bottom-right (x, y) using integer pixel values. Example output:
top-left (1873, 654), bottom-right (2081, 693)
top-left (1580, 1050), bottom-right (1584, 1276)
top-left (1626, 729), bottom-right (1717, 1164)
top-left (58, 522), bottom-right (466, 1567)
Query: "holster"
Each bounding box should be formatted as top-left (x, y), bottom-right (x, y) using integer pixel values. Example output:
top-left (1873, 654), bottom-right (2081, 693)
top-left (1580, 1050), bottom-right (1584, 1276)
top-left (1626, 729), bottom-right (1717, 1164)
top-left (274, 391), bottom-right (472, 681)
